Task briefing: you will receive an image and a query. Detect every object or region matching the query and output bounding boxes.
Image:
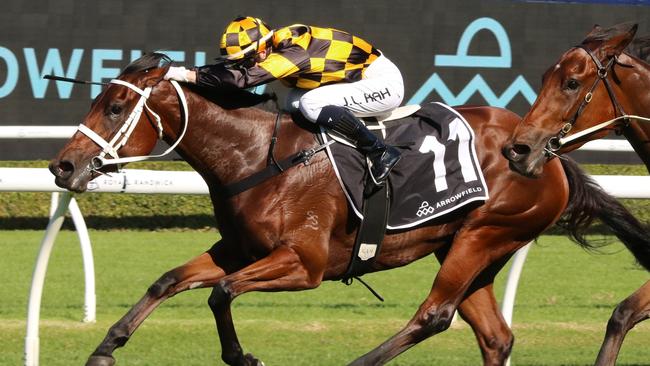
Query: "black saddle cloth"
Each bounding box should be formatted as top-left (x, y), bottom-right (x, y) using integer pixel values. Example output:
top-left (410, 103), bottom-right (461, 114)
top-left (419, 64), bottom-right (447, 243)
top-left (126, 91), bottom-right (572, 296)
top-left (322, 102), bottom-right (489, 230)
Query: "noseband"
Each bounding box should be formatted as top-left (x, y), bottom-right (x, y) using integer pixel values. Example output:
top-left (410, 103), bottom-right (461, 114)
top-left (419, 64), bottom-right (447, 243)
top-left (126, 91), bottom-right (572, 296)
top-left (545, 45), bottom-right (630, 155)
top-left (77, 79), bottom-right (189, 170)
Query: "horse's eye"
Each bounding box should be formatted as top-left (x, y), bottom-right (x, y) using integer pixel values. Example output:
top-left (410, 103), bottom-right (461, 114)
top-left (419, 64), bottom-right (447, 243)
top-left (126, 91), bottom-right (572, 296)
top-left (109, 104), bottom-right (123, 116)
top-left (565, 79), bottom-right (580, 91)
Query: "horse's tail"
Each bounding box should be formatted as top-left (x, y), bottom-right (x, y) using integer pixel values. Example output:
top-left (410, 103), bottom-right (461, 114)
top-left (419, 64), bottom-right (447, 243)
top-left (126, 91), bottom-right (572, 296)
top-left (557, 158), bottom-right (650, 271)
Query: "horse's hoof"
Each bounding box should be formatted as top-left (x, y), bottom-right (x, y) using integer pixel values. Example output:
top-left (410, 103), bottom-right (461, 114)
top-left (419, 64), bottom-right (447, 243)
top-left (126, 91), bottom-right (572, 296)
top-left (243, 353), bottom-right (265, 366)
top-left (85, 355), bottom-right (116, 366)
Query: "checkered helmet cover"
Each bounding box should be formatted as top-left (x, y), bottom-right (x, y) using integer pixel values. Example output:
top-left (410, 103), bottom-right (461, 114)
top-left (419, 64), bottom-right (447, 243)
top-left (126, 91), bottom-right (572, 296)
top-left (220, 16), bottom-right (272, 60)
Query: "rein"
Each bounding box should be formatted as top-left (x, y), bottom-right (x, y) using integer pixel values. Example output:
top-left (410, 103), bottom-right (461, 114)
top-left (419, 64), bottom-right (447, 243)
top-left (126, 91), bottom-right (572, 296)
top-left (543, 45), bottom-right (650, 154)
top-left (77, 79), bottom-right (189, 170)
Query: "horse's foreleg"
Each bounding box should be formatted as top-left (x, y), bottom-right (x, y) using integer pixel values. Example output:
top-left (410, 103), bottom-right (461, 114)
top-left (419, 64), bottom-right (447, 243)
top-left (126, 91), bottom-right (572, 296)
top-left (595, 280), bottom-right (650, 366)
top-left (435, 248), bottom-right (514, 366)
top-left (86, 240), bottom-right (240, 366)
top-left (208, 244), bottom-right (325, 366)
top-left (349, 232), bottom-right (524, 366)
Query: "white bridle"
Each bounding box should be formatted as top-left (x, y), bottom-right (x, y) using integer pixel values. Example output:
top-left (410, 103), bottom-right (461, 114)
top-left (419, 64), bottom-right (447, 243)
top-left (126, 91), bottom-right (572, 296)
top-left (77, 79), bottom-right (189, 169)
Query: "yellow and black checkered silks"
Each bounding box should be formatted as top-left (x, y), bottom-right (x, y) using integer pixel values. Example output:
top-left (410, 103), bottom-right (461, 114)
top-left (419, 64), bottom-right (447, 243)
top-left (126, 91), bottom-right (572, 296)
top-left (262, 25), bottom-right (382, 89)
top-left (203, 24), bottom-right (382, 90)
top-left (220, 16), bottom-right (272, 60)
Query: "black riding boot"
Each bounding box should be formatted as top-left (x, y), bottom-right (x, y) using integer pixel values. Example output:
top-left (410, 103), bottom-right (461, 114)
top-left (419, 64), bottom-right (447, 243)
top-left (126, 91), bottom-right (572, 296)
top-left (317, 105), bottom-right (401, 184)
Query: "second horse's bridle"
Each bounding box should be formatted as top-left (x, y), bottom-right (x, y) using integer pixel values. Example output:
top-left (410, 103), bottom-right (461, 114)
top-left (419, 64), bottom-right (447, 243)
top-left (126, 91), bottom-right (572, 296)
top-left (545, 45), bottom-right (631, 155)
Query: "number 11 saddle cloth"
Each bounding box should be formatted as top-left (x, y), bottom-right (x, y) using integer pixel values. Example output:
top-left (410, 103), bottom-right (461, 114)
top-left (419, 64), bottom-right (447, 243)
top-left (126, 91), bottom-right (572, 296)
top-left (321, 102), bottom-right (489, 230)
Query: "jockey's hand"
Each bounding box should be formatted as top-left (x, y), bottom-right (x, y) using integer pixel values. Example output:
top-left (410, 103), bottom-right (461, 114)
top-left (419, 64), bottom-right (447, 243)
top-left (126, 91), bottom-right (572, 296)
top-left (164, 66), bottom-right (190, 82)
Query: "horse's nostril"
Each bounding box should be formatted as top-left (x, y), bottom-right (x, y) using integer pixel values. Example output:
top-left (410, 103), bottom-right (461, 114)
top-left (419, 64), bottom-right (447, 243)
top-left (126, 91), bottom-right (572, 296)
top-left (51, 160), bottom-right (75, 179)
top-left (512, 144), bottom-right (531, 155)
top-left (502, 143), bottom-right (532, 162)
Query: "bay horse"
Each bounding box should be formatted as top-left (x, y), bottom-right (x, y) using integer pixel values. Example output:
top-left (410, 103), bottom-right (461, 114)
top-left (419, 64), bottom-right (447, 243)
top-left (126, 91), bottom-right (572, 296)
top-left (49, 52), bottom-right (643, 366)
top-left (503, 23), bottom-right (650, 366)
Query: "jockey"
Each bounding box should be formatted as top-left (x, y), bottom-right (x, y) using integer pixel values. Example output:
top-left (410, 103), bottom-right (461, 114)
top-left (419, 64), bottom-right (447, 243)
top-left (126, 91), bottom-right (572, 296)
top-left (164, 16), bottom-right (404, 184)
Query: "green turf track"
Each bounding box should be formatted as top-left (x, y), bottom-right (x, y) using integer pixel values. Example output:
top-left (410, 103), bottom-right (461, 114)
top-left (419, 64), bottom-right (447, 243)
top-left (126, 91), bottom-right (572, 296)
top-left (1, 230), bottom-right (648, 365)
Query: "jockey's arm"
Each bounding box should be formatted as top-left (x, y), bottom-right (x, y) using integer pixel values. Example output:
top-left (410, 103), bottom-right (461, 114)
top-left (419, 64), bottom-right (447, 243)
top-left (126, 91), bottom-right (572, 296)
top-left (164, 46), bottom-right (308, 89)
top-left (163, 63), bottom-right (269, 88)
top-left (195, 63), bottom-right (272, 88)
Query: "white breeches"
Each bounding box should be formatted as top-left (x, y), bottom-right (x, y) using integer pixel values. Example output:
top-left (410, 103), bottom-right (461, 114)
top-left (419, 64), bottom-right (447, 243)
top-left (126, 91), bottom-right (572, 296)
top-left (294, 55), bottom-right (404, 122)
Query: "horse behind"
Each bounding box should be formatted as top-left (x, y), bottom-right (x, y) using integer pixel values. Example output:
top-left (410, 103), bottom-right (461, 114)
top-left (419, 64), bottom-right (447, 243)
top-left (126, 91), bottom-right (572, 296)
top-left (503, 22), bottom-right (650, 366)
top-left (48, 53), bottom-right (638, 366)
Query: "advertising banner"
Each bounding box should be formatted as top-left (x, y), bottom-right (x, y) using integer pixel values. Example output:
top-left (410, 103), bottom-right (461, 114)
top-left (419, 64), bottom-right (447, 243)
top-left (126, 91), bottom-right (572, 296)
top-left (1, 0), bottom-right (648, 161)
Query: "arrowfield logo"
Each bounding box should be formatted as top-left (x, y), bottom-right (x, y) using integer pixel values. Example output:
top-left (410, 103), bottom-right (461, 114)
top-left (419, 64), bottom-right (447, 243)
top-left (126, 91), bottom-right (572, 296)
top-left (408, 17), bottom-right (537, 108)
top-left (416, 201), bottom-right (435, 217)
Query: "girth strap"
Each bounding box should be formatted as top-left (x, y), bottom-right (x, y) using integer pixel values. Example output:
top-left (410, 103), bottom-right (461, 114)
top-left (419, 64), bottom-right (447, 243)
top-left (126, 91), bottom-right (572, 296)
top-left (341, 180), bottom-right (390, 281)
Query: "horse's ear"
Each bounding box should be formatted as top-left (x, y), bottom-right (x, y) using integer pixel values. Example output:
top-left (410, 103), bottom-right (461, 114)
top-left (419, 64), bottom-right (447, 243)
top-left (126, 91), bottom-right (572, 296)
top-left (601, 23), bottom-right (638, 57)
top-left (585, 24), bottom-right (603, 38)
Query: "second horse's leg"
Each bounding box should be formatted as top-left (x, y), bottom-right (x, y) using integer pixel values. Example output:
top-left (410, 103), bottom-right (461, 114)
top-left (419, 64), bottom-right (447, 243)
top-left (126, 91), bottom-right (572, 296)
top-left (595, 280), bottom-right (650, 366)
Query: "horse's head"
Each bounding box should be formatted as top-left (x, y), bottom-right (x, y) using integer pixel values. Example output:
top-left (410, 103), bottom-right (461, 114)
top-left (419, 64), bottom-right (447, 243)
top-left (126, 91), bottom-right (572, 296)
top-left (49, 53), bottom-right (173, 192)
top-left (503, 22), bottom-right (638, 178)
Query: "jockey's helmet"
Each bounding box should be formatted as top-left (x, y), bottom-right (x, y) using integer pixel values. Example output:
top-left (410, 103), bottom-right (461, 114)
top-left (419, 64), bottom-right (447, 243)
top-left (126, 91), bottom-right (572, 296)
top-left (220, 16), bottom-right (272, 60)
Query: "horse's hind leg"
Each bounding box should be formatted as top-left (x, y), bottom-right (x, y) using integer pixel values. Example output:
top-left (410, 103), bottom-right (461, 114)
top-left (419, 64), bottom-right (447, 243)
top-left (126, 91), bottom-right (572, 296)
top-left (349, 231), bottom-right (524, 366)
top-left (85, 240), bottom-right (242, 366)
top-left (435, 248), bottom-right (514, 366)
top-left (207, 244), bottom-right (326, 366)
top-left (458, 285), bottom-right (513, 366)
top-left (595, 280), bottom-right (650, 366)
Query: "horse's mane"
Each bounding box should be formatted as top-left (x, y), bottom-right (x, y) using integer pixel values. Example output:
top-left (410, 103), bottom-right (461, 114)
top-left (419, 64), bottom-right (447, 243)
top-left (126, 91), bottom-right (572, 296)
top-left (626, 35), bottom-right (650, 63)
top-left (120, 52), bottom-right (173, 76)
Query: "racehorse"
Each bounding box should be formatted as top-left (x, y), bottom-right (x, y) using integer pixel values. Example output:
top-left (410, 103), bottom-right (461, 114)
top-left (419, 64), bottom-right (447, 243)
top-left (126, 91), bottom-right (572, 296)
top-left (593, 34), bottom-right (650, 366)
top-left (503, 23), bottom-right (650, 366)
top-left (49, 52), bottom-right (648, 366)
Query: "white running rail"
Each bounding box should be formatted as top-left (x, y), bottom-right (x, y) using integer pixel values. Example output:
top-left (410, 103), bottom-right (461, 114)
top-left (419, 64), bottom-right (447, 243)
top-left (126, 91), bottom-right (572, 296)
top-left (0, 167), bottom-right (207, 366)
